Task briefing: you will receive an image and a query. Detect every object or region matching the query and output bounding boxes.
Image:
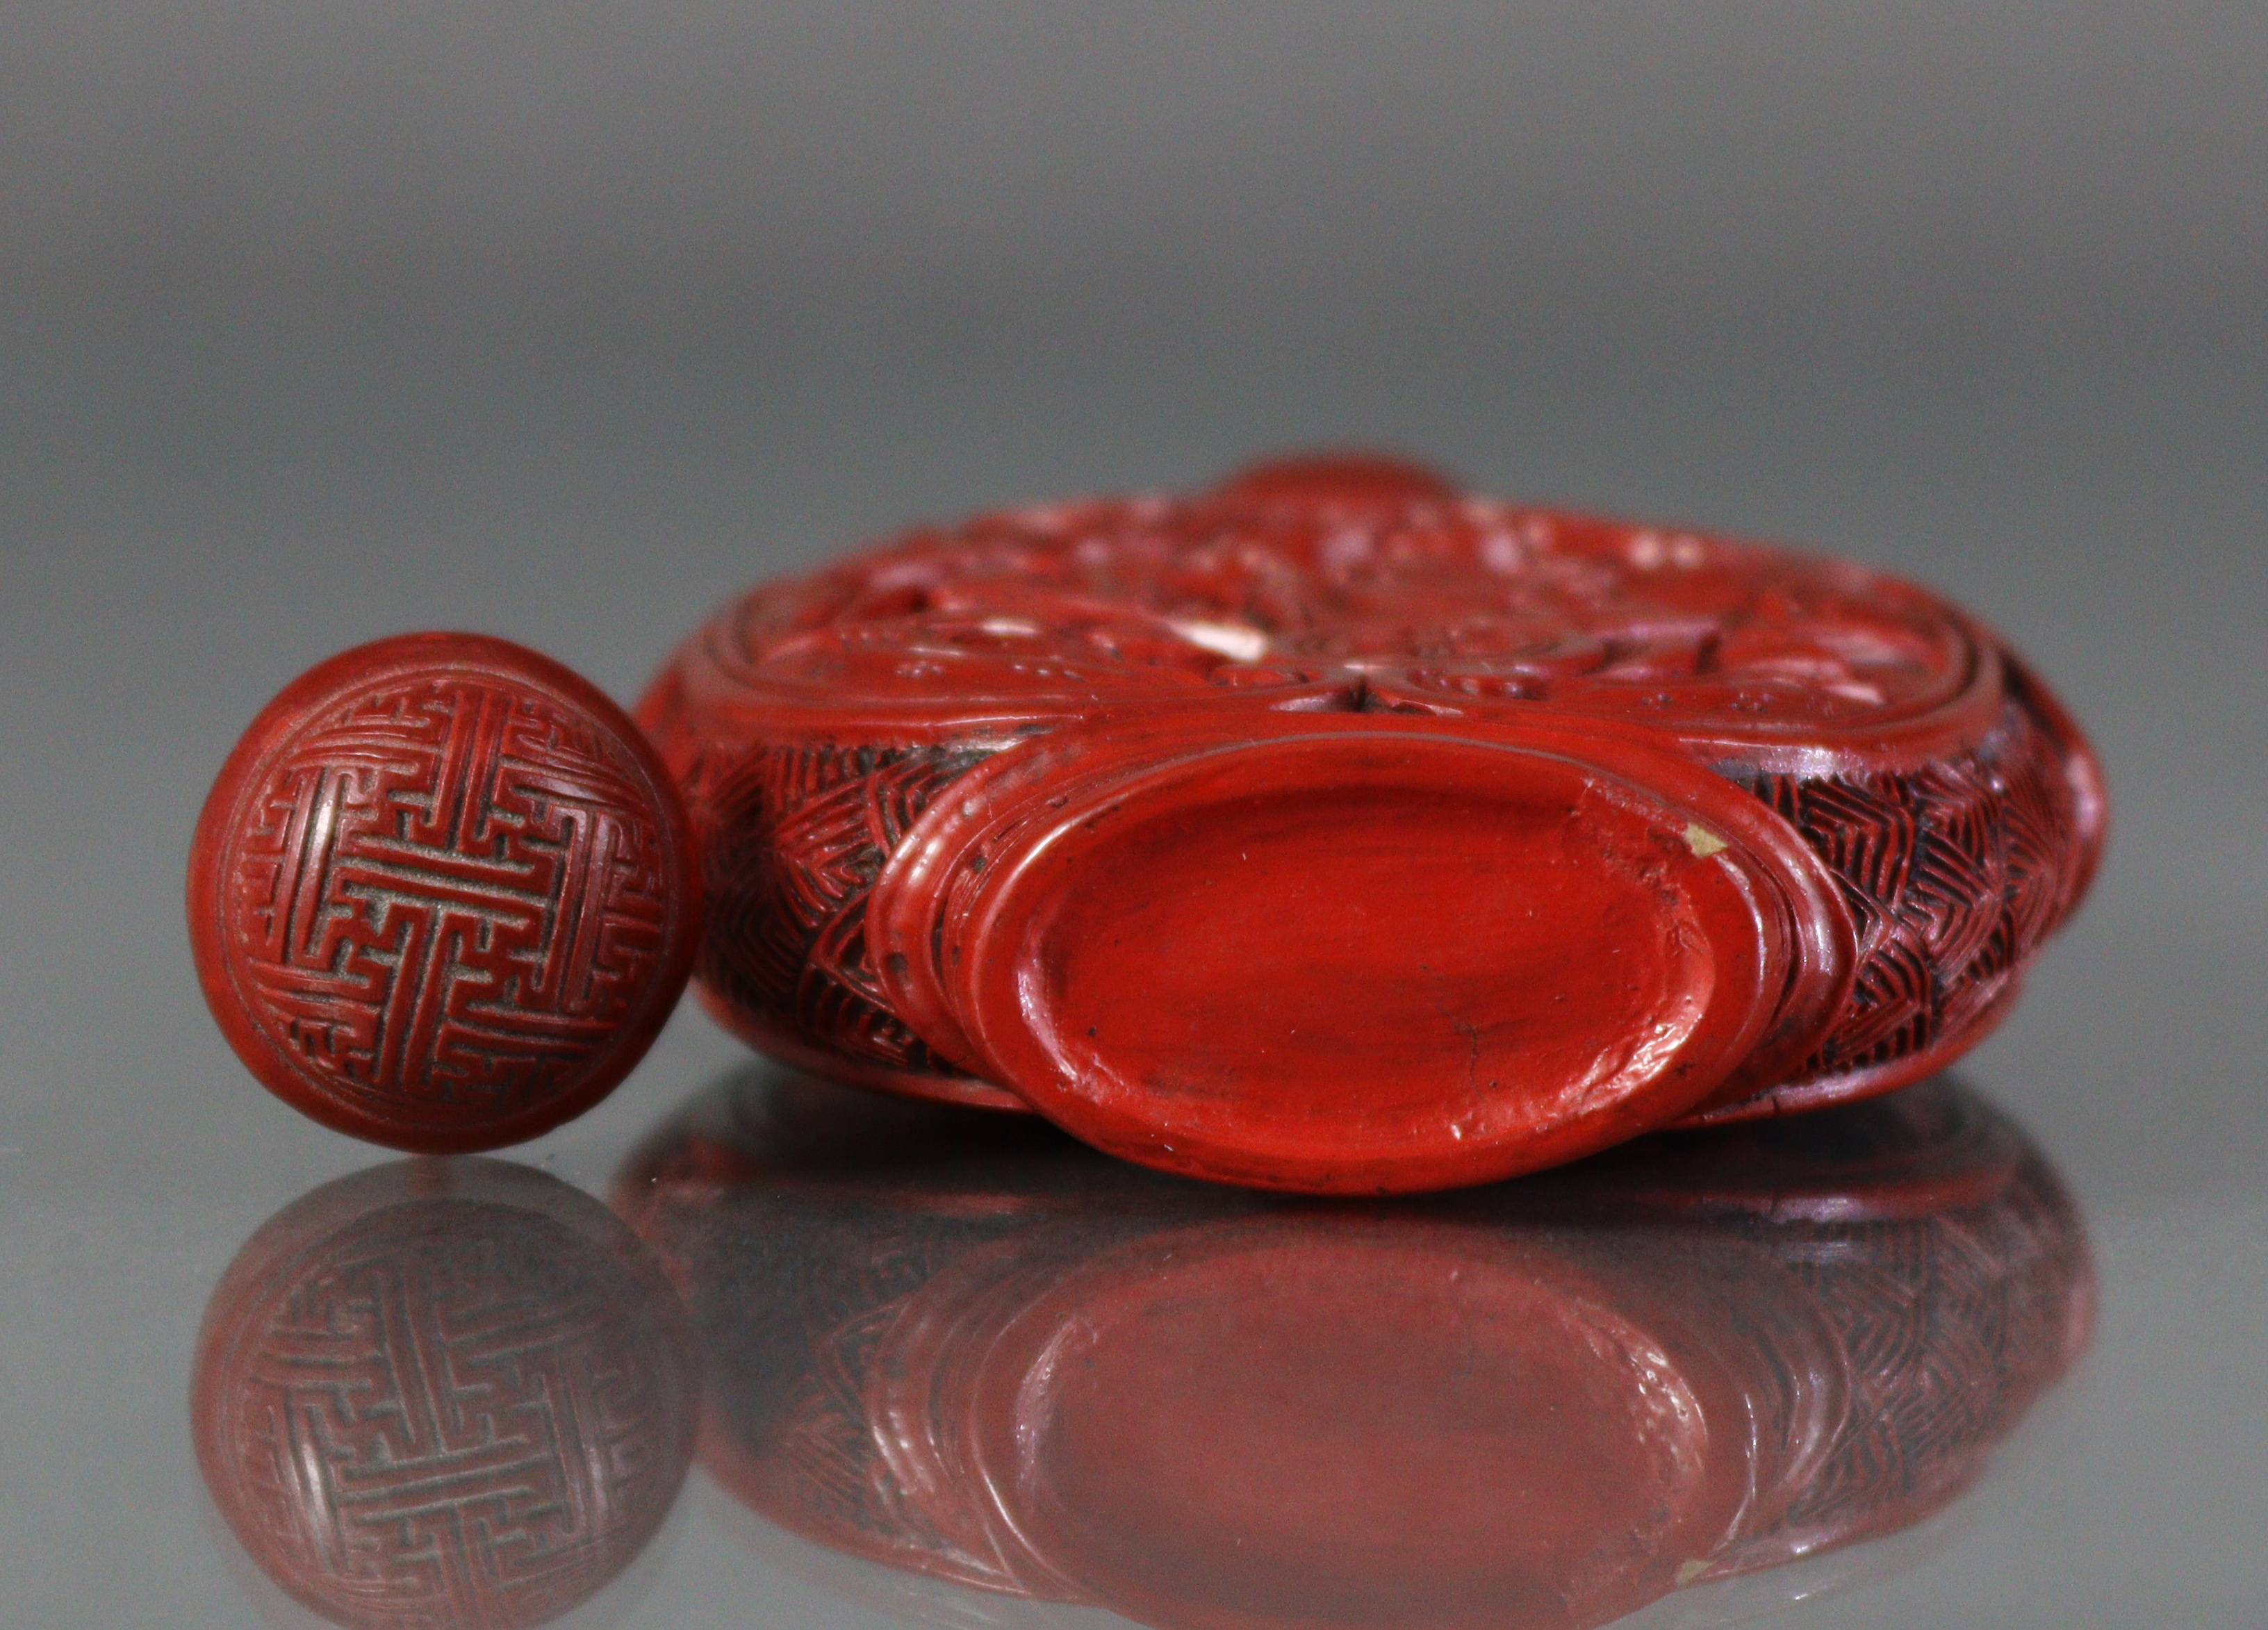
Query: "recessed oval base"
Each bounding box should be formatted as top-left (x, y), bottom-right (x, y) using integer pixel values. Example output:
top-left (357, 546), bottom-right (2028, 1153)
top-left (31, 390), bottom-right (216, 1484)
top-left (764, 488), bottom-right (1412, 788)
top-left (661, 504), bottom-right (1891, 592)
top-left (885, 721), bottom-right (1825, 1194)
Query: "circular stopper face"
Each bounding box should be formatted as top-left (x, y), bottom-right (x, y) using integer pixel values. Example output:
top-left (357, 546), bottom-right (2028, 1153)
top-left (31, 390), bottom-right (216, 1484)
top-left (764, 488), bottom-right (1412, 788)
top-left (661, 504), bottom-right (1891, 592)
top-left (188, 632), bottom-right (700, 1152)
top-left (962, 1228), bottom-right (1739, 1630)
top-left (955, 734), bottom-right (1786, 1192)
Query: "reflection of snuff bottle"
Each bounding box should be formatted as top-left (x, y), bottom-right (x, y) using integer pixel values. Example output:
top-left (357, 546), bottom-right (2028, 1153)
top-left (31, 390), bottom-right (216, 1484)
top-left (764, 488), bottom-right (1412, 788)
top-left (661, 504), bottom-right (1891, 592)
top-left (190, 1160), bottom-right (699, 1630)
top-left (640, 454), bottom-right (2105, 1192)
top-left (616, 1071), bottom-right (2091, 1630)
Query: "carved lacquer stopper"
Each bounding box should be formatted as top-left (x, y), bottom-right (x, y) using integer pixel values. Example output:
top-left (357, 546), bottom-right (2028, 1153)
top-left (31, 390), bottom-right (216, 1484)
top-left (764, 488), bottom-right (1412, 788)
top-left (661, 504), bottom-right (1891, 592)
top-left (189, 633), bottom-right (701, 1151)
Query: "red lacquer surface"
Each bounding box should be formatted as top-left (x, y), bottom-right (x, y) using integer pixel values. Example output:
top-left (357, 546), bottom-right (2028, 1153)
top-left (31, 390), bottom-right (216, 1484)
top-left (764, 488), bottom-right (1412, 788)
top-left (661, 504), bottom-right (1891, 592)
top-left (193, 1160), bottom-right (698, 1630)
top-left (615, 1070), bottom-right (2093, 1630)
top-left (189, 633), bottom-right (700, 1152)
top-left (639, 453), bottom-right (2105, 1192)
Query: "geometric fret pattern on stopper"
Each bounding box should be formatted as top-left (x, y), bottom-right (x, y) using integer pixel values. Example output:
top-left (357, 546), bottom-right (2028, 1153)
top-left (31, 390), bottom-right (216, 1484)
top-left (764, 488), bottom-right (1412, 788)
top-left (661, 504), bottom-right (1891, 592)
top-left (190, 633), bottom-right (700, 1152)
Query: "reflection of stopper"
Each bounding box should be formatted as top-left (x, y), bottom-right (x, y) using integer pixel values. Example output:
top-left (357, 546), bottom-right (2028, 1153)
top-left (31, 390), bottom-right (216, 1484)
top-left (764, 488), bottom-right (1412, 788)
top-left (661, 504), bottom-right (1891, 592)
top-left (191, 1160), bottom-right (700, 1630)
top-left (869, 712), bottom-right (1854, 1193)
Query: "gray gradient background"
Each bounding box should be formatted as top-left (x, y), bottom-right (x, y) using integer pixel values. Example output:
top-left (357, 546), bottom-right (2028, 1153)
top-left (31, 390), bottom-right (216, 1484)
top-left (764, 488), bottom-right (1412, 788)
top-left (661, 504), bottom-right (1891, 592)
top-left (2, 4), bottom-right (2264, 1625)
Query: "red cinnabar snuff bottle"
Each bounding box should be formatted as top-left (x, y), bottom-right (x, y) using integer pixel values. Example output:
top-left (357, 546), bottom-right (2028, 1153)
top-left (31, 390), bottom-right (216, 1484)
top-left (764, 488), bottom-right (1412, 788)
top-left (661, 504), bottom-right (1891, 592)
top-left (188, 632), bottom-right (701, 1153)
top-left (636, 453), bottom-right (2105, 1194)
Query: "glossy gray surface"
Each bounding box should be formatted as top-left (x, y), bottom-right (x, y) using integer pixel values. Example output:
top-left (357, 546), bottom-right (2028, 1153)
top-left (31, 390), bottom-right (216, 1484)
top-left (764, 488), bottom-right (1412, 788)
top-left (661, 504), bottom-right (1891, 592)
top-left (3, 6), bottom-right (2264, 1626)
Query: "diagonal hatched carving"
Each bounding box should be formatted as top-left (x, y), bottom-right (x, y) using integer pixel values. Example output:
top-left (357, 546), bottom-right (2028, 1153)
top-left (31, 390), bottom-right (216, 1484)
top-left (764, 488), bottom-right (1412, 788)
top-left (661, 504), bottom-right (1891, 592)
top-left (693, 741), bottom-right (993, 1081)
top-left (221, 675), bottom-right (675, 1128)
top-left (682, 686), bottom-right (2087, 1108)
top-left (1728, 686), bottom-right (2088, 1097)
